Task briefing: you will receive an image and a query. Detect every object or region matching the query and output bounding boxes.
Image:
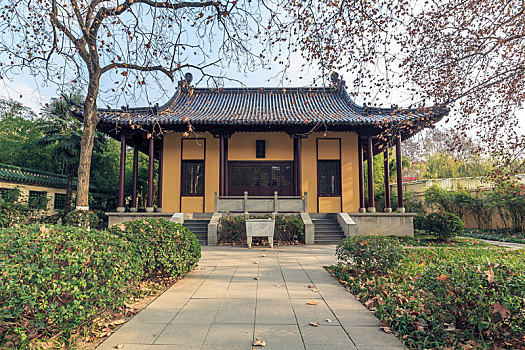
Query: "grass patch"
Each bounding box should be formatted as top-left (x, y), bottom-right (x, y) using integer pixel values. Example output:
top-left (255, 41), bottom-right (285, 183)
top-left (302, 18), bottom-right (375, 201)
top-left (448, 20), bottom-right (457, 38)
top-left (329, 238), bottom-right (525, 349)
top-left (397, 232), bottom-right (492, 247)
top-left (461, 229), bottom-right (525, 245)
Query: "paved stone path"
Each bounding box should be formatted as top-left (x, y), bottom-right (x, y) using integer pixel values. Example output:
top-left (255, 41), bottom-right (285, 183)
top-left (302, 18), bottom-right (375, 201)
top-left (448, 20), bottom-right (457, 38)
top-left (481, 239), bottom-right (525, 250)
top-left (98, 246), bottom-right (404, 350)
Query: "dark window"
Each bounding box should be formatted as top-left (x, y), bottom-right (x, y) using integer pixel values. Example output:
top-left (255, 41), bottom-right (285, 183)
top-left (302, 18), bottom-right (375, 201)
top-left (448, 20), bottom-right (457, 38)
top-left (256, 140), bottom-right (265, 158)
top-left (318, 160), bottom-right (341, 196)
top-left (0, 188), bottom-right (19, 203)
top-left (54, 193), bottom-right (67, 210)
top-left (28, 191), bottom-right (47, 209)
top-left (181, 161), bottom-right (204, 196)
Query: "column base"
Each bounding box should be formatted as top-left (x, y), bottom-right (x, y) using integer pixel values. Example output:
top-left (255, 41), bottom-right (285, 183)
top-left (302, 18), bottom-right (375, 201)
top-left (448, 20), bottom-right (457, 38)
top-left (116, 207), bottom-right (125, 213)
top-left (146, 207), bottom-right (154, 213)
top-left (397, 207), bottom-right (406, 213)
top-left (129, 207), bottom-right (138, 212)
top-left (384, 208), bottom-right (392, 213)
top-left (156, 207), bottom-right (163, 212)
top-left (367, 207), bottom-right (376, 213)
top-left (359, 208), bottom-right (366, 213)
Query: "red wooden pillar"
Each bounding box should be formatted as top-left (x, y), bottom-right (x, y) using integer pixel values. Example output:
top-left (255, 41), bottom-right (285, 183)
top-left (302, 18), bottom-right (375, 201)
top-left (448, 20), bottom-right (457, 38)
top-left (219, 133), bottom-right (225, 196)
top-left (366, 135), bottom-right (376, 212)
top-left (396, 135), bottom-right (405, 213)
top-left (117, 133), bottom-right (126, 212)
top-left (157, 137), bottom-right (164, 212)
top-left (293, 137), bottom-right (298, 196)
top-left (358, 140), bottom-right (366, 212)
top-left (130, 143), bottom-right (139, 212)
top-left (146, 136), bottom-right (154, 212)
top-left (384, 147), bottom-right (392, 212)
top-left (224, 136), bottom-right (229, 196)
top-left (296, 136), bottom-right (302, 196)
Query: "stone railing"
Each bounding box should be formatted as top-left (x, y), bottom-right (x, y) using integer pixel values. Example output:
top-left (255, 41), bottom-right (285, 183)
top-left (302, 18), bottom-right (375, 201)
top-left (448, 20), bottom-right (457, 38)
top-left (214, 191), bottom-right (307, 215)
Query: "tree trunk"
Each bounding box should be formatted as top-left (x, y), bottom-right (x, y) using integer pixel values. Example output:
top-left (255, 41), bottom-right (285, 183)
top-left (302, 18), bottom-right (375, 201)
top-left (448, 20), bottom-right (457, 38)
top-left (75, 77), bottom-right (100, 210)
top-left (64, 164), bottom-right (74, 216)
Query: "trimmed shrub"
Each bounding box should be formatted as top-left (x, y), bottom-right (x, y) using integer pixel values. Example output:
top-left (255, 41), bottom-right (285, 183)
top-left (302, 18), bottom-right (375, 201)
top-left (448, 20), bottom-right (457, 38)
top-left (218, 215), bottom-right (246, 242)
top-left (0, 199), bottom-right (32, 228)
top-left (336, 235), bottom-right (403, 274)
top-left (413, 215), bottom-right (425, 231)
top-left (422, 211), bottom-right (464, 241)
top-left (63, 209), bottom-right (98, 228)
top-left (109, 219), bottom-right (201, 278)
top-left (416, 260), bottom-right (525, 344)
top-left (0, 224), bottom-right (143, 347)
top-left (275, 215), bottom-right (305, 242)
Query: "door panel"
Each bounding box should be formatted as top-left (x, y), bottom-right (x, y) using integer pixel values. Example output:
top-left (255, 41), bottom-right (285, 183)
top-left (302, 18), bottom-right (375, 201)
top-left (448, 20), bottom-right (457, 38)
top-left (229, 162), bottom-right (293, 196)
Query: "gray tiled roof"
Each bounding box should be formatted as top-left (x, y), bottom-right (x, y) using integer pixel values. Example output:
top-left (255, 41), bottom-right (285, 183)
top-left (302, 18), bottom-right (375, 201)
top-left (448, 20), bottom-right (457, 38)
top-left (94, 86), bottom-right (447, 127)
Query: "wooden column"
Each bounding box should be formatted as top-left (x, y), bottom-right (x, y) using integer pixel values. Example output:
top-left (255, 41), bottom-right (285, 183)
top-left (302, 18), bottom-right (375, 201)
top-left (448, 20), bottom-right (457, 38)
top-left (366, 135), bottom-right (376, 212)
top-left (146, 136), bottom-right (154, 212)
top-left (383, 148), bottom-right (392, 212)
top-left (156, 137), bottom-right (164, 212)
top-left (358, 140), bottom-right (365, 212)
top-left (396, 135), bottom-right (405, 213)
top-left (296, 136), bottom-right (302, 196)
top-left (224, 136), bottom-right (229, 196)
top-left (293, 137), bottom-right (298, 196)
top-left (117, 133), bottom-right (126, 212)
top-left (219, 133), bottom-right (225, 196)
top-left (130, 143), bottom-right (139, 212)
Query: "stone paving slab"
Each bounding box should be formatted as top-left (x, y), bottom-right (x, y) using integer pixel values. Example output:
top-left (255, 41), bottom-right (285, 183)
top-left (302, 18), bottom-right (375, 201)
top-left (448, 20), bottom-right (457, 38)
top-left (98, 245), bottom-right (404, 350)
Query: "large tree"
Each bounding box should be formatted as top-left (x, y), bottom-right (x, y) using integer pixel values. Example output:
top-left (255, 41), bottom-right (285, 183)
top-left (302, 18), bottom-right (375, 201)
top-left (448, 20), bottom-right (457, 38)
top-left (0, 0), bottom-right (277, 209)
top-left (285, 0), bottom-right (525, 172)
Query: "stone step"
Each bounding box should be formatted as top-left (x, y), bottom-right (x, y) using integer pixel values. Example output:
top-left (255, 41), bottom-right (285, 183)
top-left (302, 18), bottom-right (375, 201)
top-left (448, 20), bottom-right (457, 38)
top-left (314, 227), bottom-right (343, 232)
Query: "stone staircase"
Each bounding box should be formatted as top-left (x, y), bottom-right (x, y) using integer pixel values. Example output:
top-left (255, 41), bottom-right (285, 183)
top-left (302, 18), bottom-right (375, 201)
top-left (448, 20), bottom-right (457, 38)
top-left (312, 216), bottom-right (345, 245)
top-left (183, 219), bottom-right (209, 246)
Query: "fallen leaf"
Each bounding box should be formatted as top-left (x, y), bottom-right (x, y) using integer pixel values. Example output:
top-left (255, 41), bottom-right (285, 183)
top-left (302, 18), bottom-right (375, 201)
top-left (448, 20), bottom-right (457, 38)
top-left (254, 277), bottom-right (261, 280)
top-left (492, 302), bottom-right (511, 320)
top-left (115, 344), bottom-right (124, 349)
top-left (436, 273), bottom-right (450, 281)
top-left (275, 284), bottom-right (283, 287)
top-left (252, 338), bottom-right (267, 346)
top-left (309, 322), bottom-right (319, 327)
top-left (443, 323), bottom-right (456, 331)
top-left (307, 301), bottom-right (319, 305)
top-left (254, 261), bottom-right (259, 264)
top-left (307, 284), bottom-right (314, 288)
top-left (380, 326), bottom-right (392, 334)
top-left (485, 267), bottom-right (495, 283)
top-left (325, 318), bottom-right (333, 323)
top-left (311, 289), bottom-right (320, 292)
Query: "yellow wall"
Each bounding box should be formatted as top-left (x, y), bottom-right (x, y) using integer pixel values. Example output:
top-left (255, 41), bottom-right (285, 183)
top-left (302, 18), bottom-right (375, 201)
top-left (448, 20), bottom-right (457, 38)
top-left (228, 133), bottom-right (293, 161)
top-left (302, 132), bottom-right (359, 213)
top-left (162, 131), bottom-right (359, 213)
top-left (162, 132), bottom-right (219, 213)
top-left (0, 181), bottom-right (71, 215)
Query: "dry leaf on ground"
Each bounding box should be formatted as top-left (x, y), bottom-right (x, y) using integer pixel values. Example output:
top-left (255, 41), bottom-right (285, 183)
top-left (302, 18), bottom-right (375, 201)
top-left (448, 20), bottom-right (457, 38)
top-left (306, 301), bottom-right (319, 305)
top-left (115, 344), bottom-right (124, 349)
top-left (325, 318), bottom-right (332, 323)
top-left (380, 326), bottom-right (392, 334)
top-left (311, 288), bottom-right (320, 292)
top-left (254, 277), bottom-right (261, 280)
top-left (252, 338), bottom-right (267, 346)
top-left (309, 322), bottom-right (319, 327)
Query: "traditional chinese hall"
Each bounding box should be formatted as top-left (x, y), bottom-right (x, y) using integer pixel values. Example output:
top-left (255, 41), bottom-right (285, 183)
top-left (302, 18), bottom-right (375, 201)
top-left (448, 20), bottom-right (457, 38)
top-left (78, 73), bottom-right (448, 244)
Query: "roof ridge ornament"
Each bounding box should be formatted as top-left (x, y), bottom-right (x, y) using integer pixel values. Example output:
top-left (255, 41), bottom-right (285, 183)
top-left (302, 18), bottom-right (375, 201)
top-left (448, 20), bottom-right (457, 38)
top-left (330, 72), bottom-right (346, 90)
top-left (178, 72), bottom-right (193, 92)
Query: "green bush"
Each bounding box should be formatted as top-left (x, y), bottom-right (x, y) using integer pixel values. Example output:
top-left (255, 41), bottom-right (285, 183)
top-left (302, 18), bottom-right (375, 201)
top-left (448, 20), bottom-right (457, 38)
top-left (416, 261), bottom-right (525, 344)
top-left (413, 215), bottom-right (425, 230)
top-left (109, 219), bottom-right (201, 278)
top-left (336, 235), bottom-right (403, 274)
top-left (0, 199), bottom-right (32, 228)
top-left (63, 209), bottom-right (98, 228)
top-left (218, 215), bottom-right (306, 243)
top-left (218, 215), bottom-right (246, 242)
top-left (275, 215), bottom-right (305, 242)
top-left (0, 224), bottom-right (143, 347)
top-left (422, 211), bottom-right (464, 241)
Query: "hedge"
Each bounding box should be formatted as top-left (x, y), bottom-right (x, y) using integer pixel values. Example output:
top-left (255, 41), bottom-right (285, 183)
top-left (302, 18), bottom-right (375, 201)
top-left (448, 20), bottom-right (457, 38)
top-left (0, 224), bottom-right (143, 347)
top-left (108, 219), bottom-right (201, 278)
